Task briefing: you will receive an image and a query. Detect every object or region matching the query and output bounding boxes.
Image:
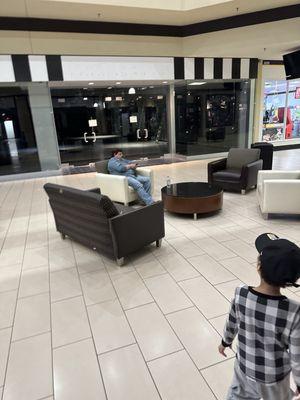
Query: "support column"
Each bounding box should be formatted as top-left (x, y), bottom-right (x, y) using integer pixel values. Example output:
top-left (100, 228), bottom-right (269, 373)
top-left (28, 83), bottom-right (60, 171)
top-left (166, 84), bottom-right (176, 154)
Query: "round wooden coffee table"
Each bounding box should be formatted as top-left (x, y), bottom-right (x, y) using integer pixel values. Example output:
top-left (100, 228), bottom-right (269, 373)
top-left (161, 182), bottom-right (223, 220)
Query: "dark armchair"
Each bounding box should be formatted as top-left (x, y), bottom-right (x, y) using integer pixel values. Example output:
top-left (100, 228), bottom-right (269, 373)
top-left (44, 183), bottom-right (165, 265)
top-left (207, 148), bottom-right (263, 194)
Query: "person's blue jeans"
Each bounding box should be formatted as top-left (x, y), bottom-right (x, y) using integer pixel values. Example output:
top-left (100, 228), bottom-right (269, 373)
top-left (127, 175), bottom-right (154, 205)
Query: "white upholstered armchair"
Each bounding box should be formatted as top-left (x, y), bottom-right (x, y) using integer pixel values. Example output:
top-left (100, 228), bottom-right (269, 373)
top-left (94, 160), bottom-right (154, 205)
top-left (257, 170), bottom-right (300, 219)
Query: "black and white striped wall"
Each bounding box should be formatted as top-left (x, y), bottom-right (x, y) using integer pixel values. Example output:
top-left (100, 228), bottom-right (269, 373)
top-left (0, 55), bottom-right (258, 83)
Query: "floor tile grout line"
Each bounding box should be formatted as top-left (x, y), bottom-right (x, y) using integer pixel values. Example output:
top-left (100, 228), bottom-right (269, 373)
top-left (208, 312), bottom-right (229, 321)
top-left (11, 329), bottom-right (52, 344)
top-left (97, 342), bottom-right (138, 358)
top-left (50, 293), bottom-right (84, 305)
top-left (71, 240), bottom-right (110, 400)
top-left (103, 261), bottom-right (164, 400)
top-left (163, 305), bottom-right (195, 316)
top-left (0, 180), bottom-right (35, 400)
top-left (18, 290), bottom-right (50, 300)
top-left (52, 335), bottom-right (93, 351)
top-left (199, 353), bottom-right (236, 373)
top-left (45, 177), bottom-right (56, 400)
top-left (0, 182), bottom-right (21, 253)
top-left (146, 348), bottom-right (185, 364)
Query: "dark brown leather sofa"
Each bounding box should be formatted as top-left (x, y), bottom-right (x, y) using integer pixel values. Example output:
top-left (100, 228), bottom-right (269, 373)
top-left (207, 148), bottom-right (263, 194)
top-left (44, 183), bottom-right (165, 265)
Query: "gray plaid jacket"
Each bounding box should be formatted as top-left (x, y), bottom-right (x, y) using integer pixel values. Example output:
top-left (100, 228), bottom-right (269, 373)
top-left (222, 285), bottom-right (300, 389)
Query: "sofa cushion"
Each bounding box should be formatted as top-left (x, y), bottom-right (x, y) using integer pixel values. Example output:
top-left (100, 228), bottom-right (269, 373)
top-left (227, 148), bottom-right (260, 170)
top-left (99, 195), bottom-right (119, 218)
top-left (95, 160), bottom-right (108, 174)
top-left (213, 169), bottom-right (241, 182)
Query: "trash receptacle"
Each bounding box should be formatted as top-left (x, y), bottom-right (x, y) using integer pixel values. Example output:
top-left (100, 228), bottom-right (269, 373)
top-left (251, 142), bottom-right (273, 170)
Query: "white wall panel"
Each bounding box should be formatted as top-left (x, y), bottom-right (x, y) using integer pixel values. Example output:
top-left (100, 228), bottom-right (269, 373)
top-left (222, 58), bottom-right (232, 79)
top-left (61, 56), bottom-right (174, 81)
top-left (184, 58), bottom-right (194, 79)
top-left (0, 56), bottom-right (15, 82)
top-left (29, 56), bottom-right (49, 82)
top-left (204, 58), bottom-right (214, 79)
top-left (240, 58), bottom-right (250, 79)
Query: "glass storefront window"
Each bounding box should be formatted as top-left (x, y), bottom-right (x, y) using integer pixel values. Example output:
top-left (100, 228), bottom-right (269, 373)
top-left (50, 85), bottom-right (169, 165)
top-left (287, 80), bottom-right (300, 139)
top-left (262, 79), bottom-right (300, 142)
top-left (0, 85), bottom-right (41, 175)
top-left (175, 80), bottom-right (250, 156)
top-left (262, 80), bottom-right (287, 141)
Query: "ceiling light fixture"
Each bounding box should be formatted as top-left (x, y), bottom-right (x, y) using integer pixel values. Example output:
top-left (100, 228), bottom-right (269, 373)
top-left (162, 81), bottom-right (168, 84)
top-left (83, 97), bottom-right (88, 100)
top-left (188, 82), bottom-right (206, 86)
top-left (116, 82), bottom-right (121, 85)
top-left (128, 87), bottom-right (136, 94)
top-left (88, 82), bottom-right (94, 85)
top-left (107, 86), bottom-right (112, 90)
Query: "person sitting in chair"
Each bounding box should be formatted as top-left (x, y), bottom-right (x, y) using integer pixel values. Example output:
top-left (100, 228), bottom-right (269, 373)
top-left (108, 149), bottom-right (154, 205)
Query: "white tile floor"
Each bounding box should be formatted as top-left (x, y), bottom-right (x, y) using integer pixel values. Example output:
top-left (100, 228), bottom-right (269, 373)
top-left (0, 149), bottom-right (299, 400)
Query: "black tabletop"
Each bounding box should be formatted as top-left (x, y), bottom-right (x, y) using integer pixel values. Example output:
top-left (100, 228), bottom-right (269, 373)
top-left (161, 182), bottom-right (222, 198)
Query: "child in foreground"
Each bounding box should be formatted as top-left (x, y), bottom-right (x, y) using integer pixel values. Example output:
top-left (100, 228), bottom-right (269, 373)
top-left (219, 233), bottom-right (300, 400)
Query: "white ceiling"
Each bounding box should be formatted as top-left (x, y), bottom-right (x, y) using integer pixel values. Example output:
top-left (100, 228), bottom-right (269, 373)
top-left (1, 0), bottom-right (299, 24)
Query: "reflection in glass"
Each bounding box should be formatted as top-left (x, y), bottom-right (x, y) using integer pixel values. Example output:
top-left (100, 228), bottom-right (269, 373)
top-left (175, 81), bottom-right (250, 156)
top-left (262, 80), bottom-right (300, 142)
top-left (0, 85), bottom-right (41, 175)
top-left (262, 80), bottom-right (287, 141)
top-left (51, 86), bottom-right (169, 165)
top-left (287, 80), bottom-right (300, 139)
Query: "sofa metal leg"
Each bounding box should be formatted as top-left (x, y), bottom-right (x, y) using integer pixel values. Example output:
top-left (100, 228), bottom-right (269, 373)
top-left (156, 239), bottom-right (162, 248)
top-left (262, 213), bottom-right (269, 220)
top-left (60, 233), bottom-right (66, 240)
top-left (241, 189), bottom-right (246, 195)
top-left (116, 257), bottom-right (125, 266)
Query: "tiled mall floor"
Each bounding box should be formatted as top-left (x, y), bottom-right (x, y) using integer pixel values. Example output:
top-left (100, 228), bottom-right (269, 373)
top-left (0, 149), bottom-right (300, 400)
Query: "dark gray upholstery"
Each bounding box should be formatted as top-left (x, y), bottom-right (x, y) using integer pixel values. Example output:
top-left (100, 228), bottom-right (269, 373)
top-left (227, 148), bottom-right (261, 169)
top-left (95, 160), bottom-right (109, 174)
top-left (44, 183), bottom-right (165, 263)
top-left (208, 148), bottom-right (263, 193)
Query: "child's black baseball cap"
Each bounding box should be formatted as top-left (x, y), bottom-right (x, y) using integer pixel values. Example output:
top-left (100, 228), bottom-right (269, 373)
top-left (255, 233), bottom-right (300, 288)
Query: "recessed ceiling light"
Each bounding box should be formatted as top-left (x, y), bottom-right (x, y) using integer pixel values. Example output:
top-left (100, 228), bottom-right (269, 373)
top-left (188, 82), bottom-right (206, 86)
top-left (116, 82), bottom-right (121, 85)
top-left (162, 81), bottom-right (168, 84)
top-left (83, 97), bottom-right (88, 100)
top-left (88, 82), bottom-right (94, 85)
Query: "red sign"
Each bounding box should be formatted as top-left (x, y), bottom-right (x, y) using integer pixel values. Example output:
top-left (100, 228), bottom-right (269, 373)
top-left (295, 87), bottom-right (300, 99)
